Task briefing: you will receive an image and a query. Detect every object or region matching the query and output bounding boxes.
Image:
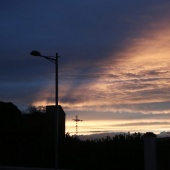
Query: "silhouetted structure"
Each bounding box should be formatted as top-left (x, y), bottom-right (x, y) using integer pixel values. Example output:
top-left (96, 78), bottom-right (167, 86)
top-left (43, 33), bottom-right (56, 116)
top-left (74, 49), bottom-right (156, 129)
top-left (30, 50), bottom-right (60, 170)
top-left (72, 115), bottom-right (83, 135)
top-left (0, 101), bottom-right (66, 169)
top-left (2, 101), bottom-right (170, 170)
top-left (0, 101), bottom-right (21, 118)
top-left (46, 105), bottom-right (66, 141)
top-left (144, 132), bottom-right (157, 170)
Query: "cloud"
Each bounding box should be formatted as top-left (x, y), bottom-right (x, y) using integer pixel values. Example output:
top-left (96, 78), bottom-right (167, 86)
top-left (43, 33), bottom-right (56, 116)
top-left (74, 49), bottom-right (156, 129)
top-left (115, 121), bottom-right (170, 127)
top-left (1, 1), bottom-right (170, 135)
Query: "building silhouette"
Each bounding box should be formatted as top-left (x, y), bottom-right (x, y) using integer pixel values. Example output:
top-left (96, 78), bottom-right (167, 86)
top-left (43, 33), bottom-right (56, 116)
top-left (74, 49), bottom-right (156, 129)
top-left (0, 102), bottom-right (66, 168)
top-left (46, 105), bottom-right (66, 141)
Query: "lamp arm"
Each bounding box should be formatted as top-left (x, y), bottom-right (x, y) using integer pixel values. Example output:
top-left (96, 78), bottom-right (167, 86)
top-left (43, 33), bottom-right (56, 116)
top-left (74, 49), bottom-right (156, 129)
top-left (40, 55), bottom-right (56, 63)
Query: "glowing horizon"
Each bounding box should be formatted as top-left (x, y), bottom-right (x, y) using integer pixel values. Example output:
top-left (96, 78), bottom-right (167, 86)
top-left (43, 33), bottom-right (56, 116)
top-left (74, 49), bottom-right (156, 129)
top-left (30, 18), bottom-right (170, 135)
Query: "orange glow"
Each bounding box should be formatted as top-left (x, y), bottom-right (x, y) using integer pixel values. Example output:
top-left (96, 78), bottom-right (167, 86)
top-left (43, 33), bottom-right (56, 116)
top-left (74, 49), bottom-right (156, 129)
top-left (33, 14), bottom-right (170, 135)
top-left (65, 23), bottom-right (170, 134)
top-left (32, 100), bottom-right (54, 107)
top-left (66, 119), bottom-right (170, 135)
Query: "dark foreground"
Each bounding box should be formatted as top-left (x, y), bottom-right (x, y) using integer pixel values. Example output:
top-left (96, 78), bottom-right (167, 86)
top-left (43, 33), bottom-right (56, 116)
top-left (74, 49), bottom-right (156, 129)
top-left (1, 129), bottom-right (170, 170)
top-left (0, 102), bottom-right (169, 170)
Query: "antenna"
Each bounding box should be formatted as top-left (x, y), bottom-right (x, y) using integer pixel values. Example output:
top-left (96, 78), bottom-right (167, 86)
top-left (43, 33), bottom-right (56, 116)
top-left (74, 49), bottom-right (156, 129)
top-left (72, 115), bottom-right (83, 135)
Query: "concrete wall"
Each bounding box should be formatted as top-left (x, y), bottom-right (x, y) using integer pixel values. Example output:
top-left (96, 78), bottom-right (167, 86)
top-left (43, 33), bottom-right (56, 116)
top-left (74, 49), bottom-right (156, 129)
top-left (143, 132), bottom-right (157, 170)
top-left (46, 105), bottom-right (66, 140)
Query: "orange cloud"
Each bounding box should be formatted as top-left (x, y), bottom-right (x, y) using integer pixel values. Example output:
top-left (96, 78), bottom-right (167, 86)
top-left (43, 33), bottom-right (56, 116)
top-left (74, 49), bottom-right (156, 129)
top-left (34, 7), bottom-right (170, 135)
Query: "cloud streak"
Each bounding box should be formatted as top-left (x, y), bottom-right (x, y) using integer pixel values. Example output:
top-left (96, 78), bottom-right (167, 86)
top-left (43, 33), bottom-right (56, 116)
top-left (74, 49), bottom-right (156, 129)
top-left (59, 12), bottom-right (170, 113)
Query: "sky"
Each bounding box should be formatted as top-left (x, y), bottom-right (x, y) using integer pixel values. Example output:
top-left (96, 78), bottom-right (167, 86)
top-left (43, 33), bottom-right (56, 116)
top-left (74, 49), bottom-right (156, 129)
top-left (1, 0), bottom-right (170, 135)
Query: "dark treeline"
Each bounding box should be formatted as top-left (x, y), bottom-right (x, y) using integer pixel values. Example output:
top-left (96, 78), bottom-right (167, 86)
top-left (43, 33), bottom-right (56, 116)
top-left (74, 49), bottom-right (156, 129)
top-left (61, 133), bottom-right (144, 170)
top-left (0, 101), bottom-right (170, 170)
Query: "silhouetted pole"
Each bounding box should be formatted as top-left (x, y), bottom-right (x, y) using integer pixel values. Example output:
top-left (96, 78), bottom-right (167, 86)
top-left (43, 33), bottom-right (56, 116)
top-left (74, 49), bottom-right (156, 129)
top-left (30, 50), bottom-right (59, 170)
top-left (143, 132), bottom-right (157, 170)
top-left (55, 52), bottom-right (59, 170)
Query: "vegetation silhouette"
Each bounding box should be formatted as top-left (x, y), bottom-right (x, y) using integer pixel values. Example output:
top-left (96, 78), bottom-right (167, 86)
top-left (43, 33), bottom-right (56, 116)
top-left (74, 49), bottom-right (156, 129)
top-left (0, 101), bottom-right (55, 168)
top-left (0, 101), bottom-right (170, 170)
top-left (62, 132), bottom-right (144, 170)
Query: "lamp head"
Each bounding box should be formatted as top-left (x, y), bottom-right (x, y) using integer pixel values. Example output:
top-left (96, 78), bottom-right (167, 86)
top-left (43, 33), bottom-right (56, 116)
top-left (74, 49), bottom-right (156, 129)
top-left (30, 50), bottom-right (41, 56)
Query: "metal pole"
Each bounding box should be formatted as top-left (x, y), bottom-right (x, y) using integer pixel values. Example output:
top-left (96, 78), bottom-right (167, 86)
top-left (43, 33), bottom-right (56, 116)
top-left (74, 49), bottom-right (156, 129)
top-left (30, 50), bottom-right (59, 169)
top-left (55, 53), bottom-right (59, 170)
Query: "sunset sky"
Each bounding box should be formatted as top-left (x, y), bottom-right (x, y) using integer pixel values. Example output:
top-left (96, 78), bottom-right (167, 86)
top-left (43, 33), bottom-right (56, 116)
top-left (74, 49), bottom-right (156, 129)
top-left (1, 0), bottom-right (170, 135)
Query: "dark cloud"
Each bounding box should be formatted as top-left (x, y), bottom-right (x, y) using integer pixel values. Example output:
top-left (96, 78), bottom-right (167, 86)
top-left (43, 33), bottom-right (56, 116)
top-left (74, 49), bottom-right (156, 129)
top-left (66, 109), bottom-right (170, 121)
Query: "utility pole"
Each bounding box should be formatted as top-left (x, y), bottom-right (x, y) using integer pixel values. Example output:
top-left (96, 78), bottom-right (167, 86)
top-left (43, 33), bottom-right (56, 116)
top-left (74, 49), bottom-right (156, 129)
top-left (72, 115), bottom-right (83, 135)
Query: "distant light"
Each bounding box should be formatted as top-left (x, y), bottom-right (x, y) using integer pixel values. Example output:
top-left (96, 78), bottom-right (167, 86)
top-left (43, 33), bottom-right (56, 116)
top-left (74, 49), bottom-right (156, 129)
top-left (30, 50), bottom-right (41, 56)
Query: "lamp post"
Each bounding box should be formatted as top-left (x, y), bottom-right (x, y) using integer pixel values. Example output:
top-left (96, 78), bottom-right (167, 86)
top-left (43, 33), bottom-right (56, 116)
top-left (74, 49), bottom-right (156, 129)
top-left (30, 50), bottom-right (59, 170)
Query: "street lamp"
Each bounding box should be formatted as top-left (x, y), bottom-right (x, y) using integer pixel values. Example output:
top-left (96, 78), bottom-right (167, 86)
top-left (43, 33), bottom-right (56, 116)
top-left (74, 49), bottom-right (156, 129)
top-left (30, 50), bottom-right (59, 170)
